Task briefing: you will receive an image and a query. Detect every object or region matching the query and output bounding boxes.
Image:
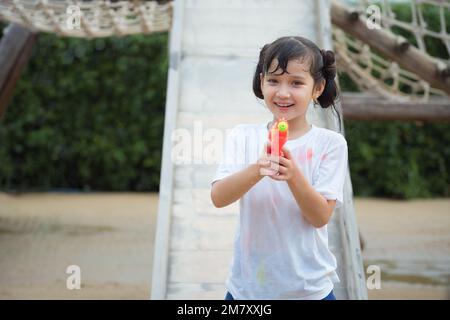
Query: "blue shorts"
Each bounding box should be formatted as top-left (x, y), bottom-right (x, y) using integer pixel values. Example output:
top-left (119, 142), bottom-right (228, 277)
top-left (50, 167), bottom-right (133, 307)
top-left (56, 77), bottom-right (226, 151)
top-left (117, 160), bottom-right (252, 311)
top-left (224, 290), bottom-right (336, 300)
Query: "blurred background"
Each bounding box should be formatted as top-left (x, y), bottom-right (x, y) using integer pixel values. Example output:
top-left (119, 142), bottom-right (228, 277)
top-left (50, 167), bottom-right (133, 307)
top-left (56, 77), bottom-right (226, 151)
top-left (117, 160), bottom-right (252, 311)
top-left (0, 0), bottom-right (449, 299)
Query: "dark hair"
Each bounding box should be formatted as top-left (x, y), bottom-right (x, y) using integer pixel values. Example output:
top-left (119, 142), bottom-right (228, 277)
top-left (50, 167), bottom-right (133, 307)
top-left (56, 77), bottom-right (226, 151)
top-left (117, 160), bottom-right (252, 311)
top-left (252, 36), bottom-right (341, 126)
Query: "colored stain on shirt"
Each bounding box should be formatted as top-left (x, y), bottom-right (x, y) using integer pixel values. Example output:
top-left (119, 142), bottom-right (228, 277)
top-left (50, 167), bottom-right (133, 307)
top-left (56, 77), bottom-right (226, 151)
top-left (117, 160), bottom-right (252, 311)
top-left (256, 260), bottom-right (266, 285)
top-left (307, 148), bottom-right (313, 161)
top-left (321, 153), bottom-right (328, 161)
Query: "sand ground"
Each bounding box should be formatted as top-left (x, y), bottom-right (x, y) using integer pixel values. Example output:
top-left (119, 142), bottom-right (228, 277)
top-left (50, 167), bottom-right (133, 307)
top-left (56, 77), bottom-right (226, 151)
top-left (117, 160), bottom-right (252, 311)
top-left (0, 192), bottom-right (448, 300)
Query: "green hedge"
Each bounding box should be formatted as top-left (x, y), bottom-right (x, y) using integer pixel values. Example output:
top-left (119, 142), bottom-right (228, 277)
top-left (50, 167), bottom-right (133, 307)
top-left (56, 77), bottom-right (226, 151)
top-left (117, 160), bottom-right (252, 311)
top-left (0, 30), bottom-right (168, 191)
top-left (345, 121), bottom-right (449, 198)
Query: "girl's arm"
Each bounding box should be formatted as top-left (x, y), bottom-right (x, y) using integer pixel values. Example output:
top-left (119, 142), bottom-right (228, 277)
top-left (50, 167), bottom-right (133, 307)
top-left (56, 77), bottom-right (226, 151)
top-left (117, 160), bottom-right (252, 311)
top-left (211, 163), bottom-right (264, 208)
top-left (211, 142), bottom-right (274, 208)
top-left (287, 168), bottom-right (336, 228)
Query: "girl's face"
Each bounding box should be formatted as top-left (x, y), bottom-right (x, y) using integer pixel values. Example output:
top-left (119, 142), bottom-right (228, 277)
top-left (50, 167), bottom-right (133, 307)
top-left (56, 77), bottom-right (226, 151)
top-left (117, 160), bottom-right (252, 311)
top-left (260, 58), bottom-right (324, 123)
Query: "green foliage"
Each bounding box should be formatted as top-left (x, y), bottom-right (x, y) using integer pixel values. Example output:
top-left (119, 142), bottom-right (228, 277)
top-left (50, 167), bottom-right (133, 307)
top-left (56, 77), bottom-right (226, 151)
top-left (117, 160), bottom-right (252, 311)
top-left (0, 31), bottom-right (168, 191)
top-left (345, 121), bottom-right (450, 199)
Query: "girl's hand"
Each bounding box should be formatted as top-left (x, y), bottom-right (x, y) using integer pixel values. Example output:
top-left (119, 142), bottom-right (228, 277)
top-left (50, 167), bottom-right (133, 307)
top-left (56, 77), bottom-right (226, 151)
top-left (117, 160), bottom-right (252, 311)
top-left (257, 142), bottom-right (278, 176)
top-left (267, 146), bottom-right (298, 182)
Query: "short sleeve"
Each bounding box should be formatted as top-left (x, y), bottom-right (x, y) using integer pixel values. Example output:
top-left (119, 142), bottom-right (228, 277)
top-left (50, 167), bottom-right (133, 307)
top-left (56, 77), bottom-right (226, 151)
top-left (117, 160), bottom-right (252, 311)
top-left (211, 125), bottom-right (242, 185)
top-left (313, 140), bottom-right (348, 209)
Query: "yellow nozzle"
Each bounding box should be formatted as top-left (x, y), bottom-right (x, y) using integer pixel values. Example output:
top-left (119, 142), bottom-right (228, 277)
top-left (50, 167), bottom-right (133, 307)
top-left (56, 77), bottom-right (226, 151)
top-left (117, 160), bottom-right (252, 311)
top-left (278, 121), bottom-right (288, 132)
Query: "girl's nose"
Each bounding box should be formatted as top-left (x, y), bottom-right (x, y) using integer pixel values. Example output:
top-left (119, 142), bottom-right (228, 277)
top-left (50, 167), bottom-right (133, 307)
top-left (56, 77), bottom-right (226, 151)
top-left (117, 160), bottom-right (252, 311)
top-left (276, 88), bottom-right (291, 98)
top-left (277, 86), bottom-right (291, 98)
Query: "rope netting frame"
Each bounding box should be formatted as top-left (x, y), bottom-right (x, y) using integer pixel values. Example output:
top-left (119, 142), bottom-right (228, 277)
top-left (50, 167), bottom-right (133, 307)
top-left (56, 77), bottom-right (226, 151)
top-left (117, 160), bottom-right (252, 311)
top-left (0, 0), bottom-right (173, 38)
top-left (333, 28), bottom-right (443, 100)
top-left (334, 0), bottom-right (450, 100)
top-left (357, 0), bottom-right (450, 62)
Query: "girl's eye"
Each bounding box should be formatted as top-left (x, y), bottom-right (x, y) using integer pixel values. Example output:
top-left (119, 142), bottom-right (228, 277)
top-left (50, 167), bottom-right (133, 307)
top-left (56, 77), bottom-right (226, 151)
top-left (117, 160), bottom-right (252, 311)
top-left (293, 81), bottom-right (303, 86)
top-left (267, 79), bottom-right (277, 83)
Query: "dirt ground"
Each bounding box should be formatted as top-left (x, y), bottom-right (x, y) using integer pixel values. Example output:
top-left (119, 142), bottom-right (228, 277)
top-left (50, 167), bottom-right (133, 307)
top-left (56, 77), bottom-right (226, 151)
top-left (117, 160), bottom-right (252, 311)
top-left (354, 198), bottom-right (450, 300)
top-left (0, 192), bottom-right (448, 300)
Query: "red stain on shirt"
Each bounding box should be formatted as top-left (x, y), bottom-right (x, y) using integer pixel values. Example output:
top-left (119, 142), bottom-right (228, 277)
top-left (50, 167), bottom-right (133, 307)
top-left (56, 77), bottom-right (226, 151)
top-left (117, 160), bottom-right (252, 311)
top-left (321, 153), bottom-right (327, 161)
top-left (307, 148), bottom-right (313, 161)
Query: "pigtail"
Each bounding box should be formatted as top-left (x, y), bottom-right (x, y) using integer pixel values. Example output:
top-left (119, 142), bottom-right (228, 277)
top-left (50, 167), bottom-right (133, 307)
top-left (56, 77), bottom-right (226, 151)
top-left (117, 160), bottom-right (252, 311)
top-left (253, 44), bottom-right (270, 99)
top-left (317, 49), bottom-right (338, 108)
top-left (317, 49), bottom-right (342, 132)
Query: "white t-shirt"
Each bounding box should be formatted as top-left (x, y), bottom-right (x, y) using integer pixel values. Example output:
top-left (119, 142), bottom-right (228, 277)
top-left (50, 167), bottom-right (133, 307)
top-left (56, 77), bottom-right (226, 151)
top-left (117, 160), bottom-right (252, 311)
top-left (211, 122), bottom-right (348, 300)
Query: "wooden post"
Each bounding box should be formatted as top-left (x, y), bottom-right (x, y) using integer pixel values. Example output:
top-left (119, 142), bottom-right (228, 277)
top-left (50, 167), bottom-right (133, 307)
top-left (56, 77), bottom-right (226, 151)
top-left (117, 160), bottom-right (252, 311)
top-left (0, 24), bottom-right (37, 119)
top-left (341, 93), bottom-right (450, 121)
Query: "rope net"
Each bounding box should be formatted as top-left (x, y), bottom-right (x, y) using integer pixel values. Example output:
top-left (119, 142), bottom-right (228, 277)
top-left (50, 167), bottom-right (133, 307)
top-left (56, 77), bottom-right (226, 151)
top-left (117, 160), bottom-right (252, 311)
top-left (0, 0), bottom-right (172, 38)
top-left (334, 0), bottom-right (450, 100)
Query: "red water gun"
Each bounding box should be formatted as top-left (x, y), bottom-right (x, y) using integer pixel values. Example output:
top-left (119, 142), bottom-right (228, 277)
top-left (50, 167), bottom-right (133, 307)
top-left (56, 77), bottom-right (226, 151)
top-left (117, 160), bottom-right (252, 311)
top-left (267, 117), bottom-right (289, 157)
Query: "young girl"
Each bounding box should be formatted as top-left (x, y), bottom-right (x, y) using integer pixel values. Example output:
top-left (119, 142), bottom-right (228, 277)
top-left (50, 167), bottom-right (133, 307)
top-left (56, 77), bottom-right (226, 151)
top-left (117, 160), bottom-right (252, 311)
top-left (210, 36), bottom-right (348, 300)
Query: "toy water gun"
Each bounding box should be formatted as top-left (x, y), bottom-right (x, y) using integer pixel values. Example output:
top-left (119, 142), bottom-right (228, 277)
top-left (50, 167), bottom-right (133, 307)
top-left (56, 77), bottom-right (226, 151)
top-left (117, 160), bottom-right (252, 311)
top-left (267, 117), bottom-right (289, 157)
